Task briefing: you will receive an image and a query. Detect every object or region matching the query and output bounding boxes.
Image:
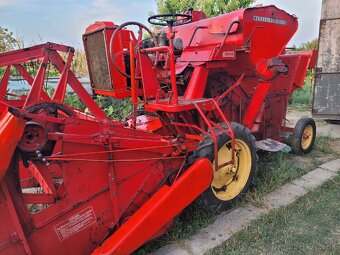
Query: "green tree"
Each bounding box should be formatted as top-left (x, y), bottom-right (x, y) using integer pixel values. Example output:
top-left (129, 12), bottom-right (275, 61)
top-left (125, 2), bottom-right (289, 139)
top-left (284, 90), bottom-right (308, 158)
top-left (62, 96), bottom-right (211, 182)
top-left (0, 27), bottom-right (20, 53)
top-left (299, 38), bottom-right (318, 50)
top-left (156, 0), bottom-right (255, 17)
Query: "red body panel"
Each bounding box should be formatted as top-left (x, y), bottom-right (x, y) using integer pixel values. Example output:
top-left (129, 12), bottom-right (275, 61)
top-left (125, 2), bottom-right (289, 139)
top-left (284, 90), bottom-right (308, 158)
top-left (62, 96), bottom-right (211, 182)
top-left (176, 5), bottom-right (298, 66)
top-left (0, 104), bottom-right (26, 180)
top-left (92, 158), bottom-right (212, 255)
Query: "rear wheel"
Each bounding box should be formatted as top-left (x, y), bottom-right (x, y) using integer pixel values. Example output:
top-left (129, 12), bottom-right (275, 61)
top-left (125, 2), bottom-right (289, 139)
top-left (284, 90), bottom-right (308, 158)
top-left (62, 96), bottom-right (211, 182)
top-left (197, 122), bottom-right (257, 211)
top-left (291, 118), bottom-right (316, 155)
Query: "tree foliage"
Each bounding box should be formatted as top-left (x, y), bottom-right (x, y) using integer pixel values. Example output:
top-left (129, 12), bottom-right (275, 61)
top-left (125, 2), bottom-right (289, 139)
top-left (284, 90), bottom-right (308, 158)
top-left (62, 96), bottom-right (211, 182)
top-left (156, 0), bottom-right (255, 17)
top-left (298, 38), bottom-right (318, 50)
top-left (0, 27), bottom-right (19, 53)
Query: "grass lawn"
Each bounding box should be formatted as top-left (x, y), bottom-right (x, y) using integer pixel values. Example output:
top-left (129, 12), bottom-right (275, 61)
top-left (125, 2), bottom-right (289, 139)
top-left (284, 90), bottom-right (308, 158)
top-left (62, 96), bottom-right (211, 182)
top-left (134, 137), bottom-right (340, 254)
top-left (207, 174), bottom-right (340, 255)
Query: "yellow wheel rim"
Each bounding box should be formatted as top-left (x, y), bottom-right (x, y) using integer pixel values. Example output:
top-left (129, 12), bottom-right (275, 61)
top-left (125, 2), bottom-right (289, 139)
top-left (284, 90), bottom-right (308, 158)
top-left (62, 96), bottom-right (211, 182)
top-left (211, 139), bottom-right (252, 201)
top-left (301, 125), bottom-right (313, 150)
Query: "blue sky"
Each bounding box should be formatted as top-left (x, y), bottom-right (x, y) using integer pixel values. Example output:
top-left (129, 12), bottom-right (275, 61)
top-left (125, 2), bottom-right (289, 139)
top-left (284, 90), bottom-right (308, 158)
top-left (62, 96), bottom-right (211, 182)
top-left (0, 0), bottom-right (321, 49)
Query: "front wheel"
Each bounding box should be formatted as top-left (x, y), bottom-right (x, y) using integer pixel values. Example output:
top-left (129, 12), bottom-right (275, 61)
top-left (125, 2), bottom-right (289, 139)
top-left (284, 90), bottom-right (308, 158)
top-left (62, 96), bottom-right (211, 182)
top-left (291, 118), bottom-right (316, 155)
top-left (197, 122), bottom-right (257, 211)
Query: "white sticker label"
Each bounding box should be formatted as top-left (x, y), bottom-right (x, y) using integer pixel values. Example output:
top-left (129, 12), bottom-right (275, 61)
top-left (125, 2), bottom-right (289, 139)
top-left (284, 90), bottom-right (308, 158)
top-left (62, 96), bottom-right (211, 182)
top-left (253, 16), bottom-right (287, 25)
top-left (54, 206), bottom-right (96, 241)
top-left (222, 51), bottom-right (235, 58)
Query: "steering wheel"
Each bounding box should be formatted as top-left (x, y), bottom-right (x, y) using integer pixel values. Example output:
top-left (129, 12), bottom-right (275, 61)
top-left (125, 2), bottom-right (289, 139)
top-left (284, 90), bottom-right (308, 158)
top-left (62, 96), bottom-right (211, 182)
top-left (109, 21), bottom-right (157, 79)
top-left (148, 13), bottom-right (192, 26)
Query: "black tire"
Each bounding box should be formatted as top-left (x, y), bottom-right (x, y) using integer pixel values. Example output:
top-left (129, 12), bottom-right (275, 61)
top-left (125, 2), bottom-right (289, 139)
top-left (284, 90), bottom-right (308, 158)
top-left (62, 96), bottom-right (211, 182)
top-left (26, 102), bottom-right (76, 117)
top-left (291, 118), bottom-right (316, 155)
top-left (193, 122), bottom-right (257, 211)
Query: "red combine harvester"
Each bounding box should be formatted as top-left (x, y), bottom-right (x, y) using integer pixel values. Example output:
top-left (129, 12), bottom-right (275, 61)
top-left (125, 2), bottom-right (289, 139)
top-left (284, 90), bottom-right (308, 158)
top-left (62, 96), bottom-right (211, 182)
top-left (0, 5), bottom-right (316, 255)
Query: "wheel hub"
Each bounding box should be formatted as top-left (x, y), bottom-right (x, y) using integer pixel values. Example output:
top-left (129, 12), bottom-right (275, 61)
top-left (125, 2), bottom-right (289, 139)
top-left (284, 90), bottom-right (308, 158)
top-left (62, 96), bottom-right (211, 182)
top-left (301, 124), bottom-right (313, 150)
top-left (18, 122), bottom-right (48, 153)
top-left (211, 139), bottom-right (252, 201)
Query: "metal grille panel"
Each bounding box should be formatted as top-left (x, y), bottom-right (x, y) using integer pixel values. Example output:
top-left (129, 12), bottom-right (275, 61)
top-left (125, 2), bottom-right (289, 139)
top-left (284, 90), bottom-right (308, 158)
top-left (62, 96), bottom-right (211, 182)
top-left (84, 30), bottom-right (112, 91)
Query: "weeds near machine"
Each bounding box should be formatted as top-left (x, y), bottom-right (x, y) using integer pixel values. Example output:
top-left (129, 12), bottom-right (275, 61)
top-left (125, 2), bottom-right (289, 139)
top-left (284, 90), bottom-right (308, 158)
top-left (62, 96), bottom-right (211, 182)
top-left (291, 82), bottom-right (313, 105)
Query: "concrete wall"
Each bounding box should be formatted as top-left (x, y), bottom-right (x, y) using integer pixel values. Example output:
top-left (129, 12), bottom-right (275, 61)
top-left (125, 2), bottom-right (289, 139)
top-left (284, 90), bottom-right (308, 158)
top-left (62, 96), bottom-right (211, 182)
top-left (313, 0), bottom-right (340, 119)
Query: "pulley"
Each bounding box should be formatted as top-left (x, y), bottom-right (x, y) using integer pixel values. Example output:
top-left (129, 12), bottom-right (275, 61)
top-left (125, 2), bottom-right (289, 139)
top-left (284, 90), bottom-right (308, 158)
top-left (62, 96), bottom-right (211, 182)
top-left (17, 121), bottom-right (48, 153)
